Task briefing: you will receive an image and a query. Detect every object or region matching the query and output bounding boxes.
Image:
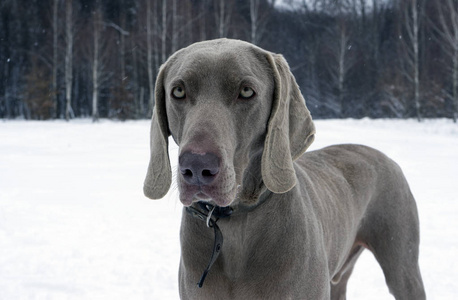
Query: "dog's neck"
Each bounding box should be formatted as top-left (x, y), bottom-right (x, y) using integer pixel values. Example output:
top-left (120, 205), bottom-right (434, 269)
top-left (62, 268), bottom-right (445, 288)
top-left (184, 190), bottom-right (272, 287)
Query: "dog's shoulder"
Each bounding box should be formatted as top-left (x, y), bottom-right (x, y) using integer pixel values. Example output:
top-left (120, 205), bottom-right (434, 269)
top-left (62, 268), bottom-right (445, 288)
top-left (295, 144), bottom-right (400, 186)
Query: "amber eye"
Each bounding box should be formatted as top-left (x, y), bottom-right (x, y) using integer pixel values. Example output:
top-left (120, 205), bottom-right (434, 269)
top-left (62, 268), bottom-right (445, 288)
top-left (172, 86), bottom-right (186, 99)
top-left (239, 87), bottom-right (255, 99)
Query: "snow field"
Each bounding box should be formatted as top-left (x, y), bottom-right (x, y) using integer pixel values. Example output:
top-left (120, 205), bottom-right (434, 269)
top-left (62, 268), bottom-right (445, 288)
top-left (0, 119), bottom-right (457, 299)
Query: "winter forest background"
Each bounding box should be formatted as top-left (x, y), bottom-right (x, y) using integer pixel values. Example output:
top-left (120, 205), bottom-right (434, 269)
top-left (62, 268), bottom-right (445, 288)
top-left (1, 0), bottom-right (458, 121)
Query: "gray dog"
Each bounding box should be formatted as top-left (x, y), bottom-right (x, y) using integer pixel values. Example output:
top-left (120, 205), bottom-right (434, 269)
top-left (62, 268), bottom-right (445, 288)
top-left (144, 39), bottom-right (426, 299)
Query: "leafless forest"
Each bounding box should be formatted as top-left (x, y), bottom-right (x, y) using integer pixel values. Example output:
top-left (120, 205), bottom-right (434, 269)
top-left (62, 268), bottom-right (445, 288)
top-left (0, 0), bottom-right (457, 121)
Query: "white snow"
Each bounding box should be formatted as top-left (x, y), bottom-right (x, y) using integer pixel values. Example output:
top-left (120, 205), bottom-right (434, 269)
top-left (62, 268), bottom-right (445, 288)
top-left (0, 118), bottom-right (457, 299)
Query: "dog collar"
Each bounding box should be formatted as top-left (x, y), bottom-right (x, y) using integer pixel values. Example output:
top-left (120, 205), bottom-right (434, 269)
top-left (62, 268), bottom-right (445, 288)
top-left (185, 204), bottom-right (226, 288)
top-left (185, 190), bottom-right (272, 288)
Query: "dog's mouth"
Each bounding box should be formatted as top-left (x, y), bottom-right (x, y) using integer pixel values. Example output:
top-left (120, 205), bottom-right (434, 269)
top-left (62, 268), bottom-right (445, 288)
top-left (193, 191), bottom-right (214, 204)
top-left (179, 184), bottom-right (236, 207)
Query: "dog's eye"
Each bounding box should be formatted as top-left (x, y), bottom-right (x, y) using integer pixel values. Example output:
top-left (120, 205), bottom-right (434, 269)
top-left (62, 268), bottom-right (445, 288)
top-left (239, 87), bottom-right (255, 99)
top-left (172, 86), bottom-right (186, 99)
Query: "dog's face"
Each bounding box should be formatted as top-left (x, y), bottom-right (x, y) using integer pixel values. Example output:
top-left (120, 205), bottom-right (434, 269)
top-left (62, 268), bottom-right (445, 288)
top-left (164, 44), bottom-right (274, 207)
top-left (144, 39), bottom-right (315, 207)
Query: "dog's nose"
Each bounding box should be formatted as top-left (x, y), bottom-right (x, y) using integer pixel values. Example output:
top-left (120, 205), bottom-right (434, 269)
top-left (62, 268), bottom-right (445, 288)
top-left (179, 152), bottom-right (220, 186)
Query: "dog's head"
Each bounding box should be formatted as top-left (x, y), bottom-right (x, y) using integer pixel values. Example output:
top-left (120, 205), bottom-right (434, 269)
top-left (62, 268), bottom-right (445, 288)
top-left (144, 39), bottom-right (315, 207)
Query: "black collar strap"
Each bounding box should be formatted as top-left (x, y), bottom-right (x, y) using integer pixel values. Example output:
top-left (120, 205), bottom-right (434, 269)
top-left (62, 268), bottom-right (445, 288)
top-left (186, 204), bottom-right (225, 288)
top-left (197, 202), bottom-right (233, 219)
top-left (185, 190), bottom-right (272, 288)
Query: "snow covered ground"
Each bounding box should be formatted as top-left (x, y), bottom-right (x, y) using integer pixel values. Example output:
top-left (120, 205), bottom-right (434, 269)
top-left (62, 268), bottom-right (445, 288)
top-left (0, 118), bottom-right (457, 299)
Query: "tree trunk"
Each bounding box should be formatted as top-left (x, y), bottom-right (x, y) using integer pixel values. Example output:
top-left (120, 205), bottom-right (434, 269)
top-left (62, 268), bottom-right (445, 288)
top-left (250, 0), bottom-right (259, 44)
top-left (338, 25), bottom-right (346, 117)
top-left (215, 0), bottom-right (230, 38)
top-left (153, 0), bottom-right (160, 84)
top-left (219, 0), bottom-right (225, 38)
top-left (172, 0), bottom-right (177, 53)
top-left (161, 0), bottom-right (167, 63)
top-left (436, 0), bottom-right (458, 122)
top-left (453, 46), bottom-right (458, 122)
top-left (399, 0), bottom-right (422, 120)
top-left (52, 0), bottom-right (58, 118)
top-left (131, 21), bottom-right (140, 118)
top-left (200, 0), bottom-right (207, 41)
top-left (412, 0), bottom-right (421, 121)
top-left (92, 7), bottom-right (100, 122)
top-left (120, 4), bottom-right (126, 82)
top-left (147, 0), bottom-right (155, 116)
top-left (65, 0), bottom-right (74, 121)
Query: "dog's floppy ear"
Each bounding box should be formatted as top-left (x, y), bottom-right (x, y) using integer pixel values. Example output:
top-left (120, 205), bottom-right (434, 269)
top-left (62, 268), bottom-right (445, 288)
top-left (262, 53), bottom-right (315, 194)
top-left (143, 64), bottom-right (172, 199)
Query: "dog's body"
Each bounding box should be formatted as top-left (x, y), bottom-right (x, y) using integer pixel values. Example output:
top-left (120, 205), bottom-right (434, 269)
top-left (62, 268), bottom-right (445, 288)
top-left (144, 39), bottom-right (425, 299)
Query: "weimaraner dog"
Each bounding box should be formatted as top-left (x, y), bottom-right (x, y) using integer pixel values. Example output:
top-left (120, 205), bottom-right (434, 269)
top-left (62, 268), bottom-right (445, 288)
top-left (144, 39), bottom-right (426, 299)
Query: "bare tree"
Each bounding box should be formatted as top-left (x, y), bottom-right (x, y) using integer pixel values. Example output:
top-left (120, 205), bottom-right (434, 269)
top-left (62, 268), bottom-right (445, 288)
top-left (131, 1), bottom-right (144, 118)
top-left (250, 0), bottom-right (269, 45)
top-left (214, 0), bottom-right (232, 38)
top-left (371, 0), bottom-right (381, 70)
top-left (199, 0), bottom-right (208, 41)
top-left (325, 18), bottom-right (357, 117)
top-left (119, 0), bottom-right (126, 82)
top-left (146, 0), bottom-right (155, 116)
top-left (302, 40), bottom-right (324, 114)
top-left (399, 0), bottom-right (422, 121)
top-left (359, 0), bottom-right (366, 26)
top-left (64, 0), bottom-right (74, 120)
top-left (410, 0), bottom-right (421, 121)
top-left (161, 0), bottom-right (167, 63)
top-left (91, 2), bottom-right (102, 122)
top-left (172, 0), bottom-right (178, 53)
top-left (250, 0), bottom-right (260, 44)
top-left (52, 0), bottom-right (59, 118)
top-left (83, 1), bottom-right (128, 121)
top-left (436, 0), bottom-right (458, 122)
